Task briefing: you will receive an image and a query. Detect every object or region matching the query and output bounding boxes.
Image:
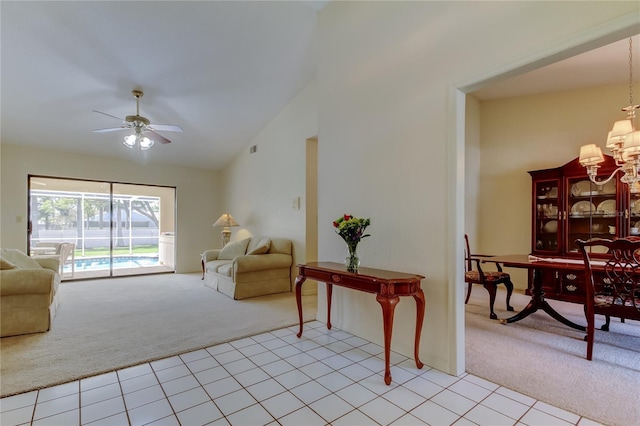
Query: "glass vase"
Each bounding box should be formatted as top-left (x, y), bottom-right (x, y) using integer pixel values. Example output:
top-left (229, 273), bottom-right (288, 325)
top-left (345, 246), bottom-right (360, 272)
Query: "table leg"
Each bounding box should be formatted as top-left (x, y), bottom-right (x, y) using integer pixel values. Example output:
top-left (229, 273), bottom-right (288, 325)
top-left (376, 293), bottom-right (400, 385)
top-left (295, 276), bottom-right (307, 338)
top-left (499, 269), bottom-right (586, 331)
top-left (201, 256), bottom-right (205, 280)
top-left (413, 289), bottom-right (425, 369)
top-left (326, 283), bottom-right (333, 330)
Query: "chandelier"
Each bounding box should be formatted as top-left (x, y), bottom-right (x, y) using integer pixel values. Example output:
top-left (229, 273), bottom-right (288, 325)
top-left (579, 37), bottom-right (640, 185)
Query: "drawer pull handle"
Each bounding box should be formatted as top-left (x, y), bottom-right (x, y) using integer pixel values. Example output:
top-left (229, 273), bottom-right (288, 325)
top-left (565, 285), bottom-right (577, 292)
top-left (331, 274), bottom-right (341, 283)
top-left (566, 274), bottom-right (577, 280)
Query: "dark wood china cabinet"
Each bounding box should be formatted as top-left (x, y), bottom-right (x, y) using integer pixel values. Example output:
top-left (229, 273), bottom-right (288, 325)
top-left (528, 155), bottom-right (640, 303)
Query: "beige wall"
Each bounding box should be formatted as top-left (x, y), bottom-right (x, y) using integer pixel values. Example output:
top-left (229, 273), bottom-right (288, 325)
top-left (222, 80), bottom-right (318, 293)
top-left (317, 1), bottom-right (638, 375)
top-left (0, 144), bottom-right (221, 273)
top-left (475, 82), bottom-right (638, 290)
top-left (465, 96), bottom-right (481, 247)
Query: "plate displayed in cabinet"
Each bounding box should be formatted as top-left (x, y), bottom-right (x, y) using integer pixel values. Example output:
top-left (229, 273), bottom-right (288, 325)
top-left (543, 220), bottom-right (558, 233)
top-left (571, 180), bottom-right (592, 196)
top-left (570, 201), bottom-right (596, 214)
top-left (596, 199), bottom-right (616, 215)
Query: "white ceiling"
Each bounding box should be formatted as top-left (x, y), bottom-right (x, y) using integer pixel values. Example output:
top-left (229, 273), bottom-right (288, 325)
top-left (472, 35), bottom-right (640, 100)
top-left (1, 1), bottom-right (322, 170)
top-left (1, 2), bottom-right (637, 170)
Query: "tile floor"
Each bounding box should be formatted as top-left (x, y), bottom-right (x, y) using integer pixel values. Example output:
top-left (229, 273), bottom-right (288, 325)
top-left (1, 321), bottom-right (602, 426)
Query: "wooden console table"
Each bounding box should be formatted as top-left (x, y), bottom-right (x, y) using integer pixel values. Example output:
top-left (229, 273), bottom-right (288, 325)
top-left (295, 262), bottom-right (425, 385)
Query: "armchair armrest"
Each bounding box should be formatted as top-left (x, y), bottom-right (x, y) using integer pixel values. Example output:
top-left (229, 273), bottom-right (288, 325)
top-left (202, 250), bottom-right (221, 263)
top-left (0, 269), bottom-right (57, 296)
top-left (234, 254), bottom-right (293, 274)
top-left (35, 258), bottom-right (60, 272)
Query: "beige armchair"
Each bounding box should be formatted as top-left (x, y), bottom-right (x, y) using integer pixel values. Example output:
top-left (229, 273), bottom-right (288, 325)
top-left (1, 248), bottom-right (61, 337)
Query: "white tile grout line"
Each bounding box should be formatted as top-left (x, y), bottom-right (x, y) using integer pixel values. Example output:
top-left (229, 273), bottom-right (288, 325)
top-left (1, 321), bottom-right (598, 426)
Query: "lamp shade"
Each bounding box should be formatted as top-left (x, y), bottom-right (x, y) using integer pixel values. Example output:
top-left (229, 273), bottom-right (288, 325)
top-left (578, 144), bottom-right (604, 167)
top-left (213, 213), bottom-right (239, 228)
top-left (622, 131), bottom-right (640, 160)
top-left (610, 119), bottom-right (634, 139)
top-left (605, 131), bottom-right (623, 149)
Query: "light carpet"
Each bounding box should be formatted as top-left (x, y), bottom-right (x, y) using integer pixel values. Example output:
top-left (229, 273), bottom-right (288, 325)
top-left (0, 273), bottom-right (318, 398)
top-left (465, 288), bottom-right (640, 426)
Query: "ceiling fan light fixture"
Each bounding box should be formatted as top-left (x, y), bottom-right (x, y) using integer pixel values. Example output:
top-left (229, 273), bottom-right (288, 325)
top-left (123, 134), bottom-right (155, 150)
top-left (94, 89), bottom-right (182, 149)
top-left (123, 134), bottom-right (136, 148)
top-left (140, 136), bottom-right (154, 150)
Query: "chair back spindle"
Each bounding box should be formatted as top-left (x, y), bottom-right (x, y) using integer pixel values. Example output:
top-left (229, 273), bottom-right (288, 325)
top-left (576, 238), bottom-right (640, 360)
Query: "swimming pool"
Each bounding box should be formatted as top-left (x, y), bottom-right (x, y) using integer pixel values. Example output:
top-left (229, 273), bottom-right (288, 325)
top-left (64, 255), bottom-right (160, 272)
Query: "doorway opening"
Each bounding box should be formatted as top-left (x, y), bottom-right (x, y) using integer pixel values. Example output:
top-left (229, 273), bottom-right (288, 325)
top-left (28, 175), bottom-right (176, 280)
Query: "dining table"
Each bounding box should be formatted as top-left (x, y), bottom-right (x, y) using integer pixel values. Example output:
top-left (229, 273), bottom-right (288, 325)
top-left (483, 254), bottom-right (590, 332)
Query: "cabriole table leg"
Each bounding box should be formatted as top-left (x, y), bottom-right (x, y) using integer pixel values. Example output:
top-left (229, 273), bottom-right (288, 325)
top-left (295, 275), bottom-right (306, 338)
top-left (376, 293), bottom-right (400, 385)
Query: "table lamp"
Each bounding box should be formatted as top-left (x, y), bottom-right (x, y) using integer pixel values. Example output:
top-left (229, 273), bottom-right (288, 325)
top-left (213, 213), bottom-right (239, 246)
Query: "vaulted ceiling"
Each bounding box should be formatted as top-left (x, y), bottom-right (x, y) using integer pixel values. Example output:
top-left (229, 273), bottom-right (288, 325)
top-left (1, 1), bottom-right (322, 170)
top-left (1, 2), bottom-right (635, 170)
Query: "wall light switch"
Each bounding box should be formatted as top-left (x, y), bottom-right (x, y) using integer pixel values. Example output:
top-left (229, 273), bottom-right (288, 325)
top-left (292, 197), bottom-right (300, 210)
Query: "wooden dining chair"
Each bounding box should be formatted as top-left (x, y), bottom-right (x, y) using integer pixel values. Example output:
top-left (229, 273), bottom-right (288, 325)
top-left (464, 234), bottom-right (514, 319)
top-left (576, 238), bottom-right (640, 360)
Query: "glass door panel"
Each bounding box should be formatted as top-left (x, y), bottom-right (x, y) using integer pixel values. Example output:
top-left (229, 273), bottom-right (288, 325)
top-left (629, 182), bottom-right (640, 235)
top-left (29, 177), bottom-right (111, 279)
top-left (112, 183), bottom-right (175, 277)
top-left (29, 176), bottom-right (175, 280)
top-left (566, 177), bottom-right (616, 254)
top-left (534, 179), bottom-right (560, 253)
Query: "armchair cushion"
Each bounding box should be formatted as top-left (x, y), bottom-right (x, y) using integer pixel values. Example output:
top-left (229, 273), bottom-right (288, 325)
top-left (1, 256), bottom-right (17, 270)
top-left (247, 237), bottom-right (271, 255)
top-left (218, 238), bottom-right (251, 260)
top-left (1, 248), bottom-right (42, 269)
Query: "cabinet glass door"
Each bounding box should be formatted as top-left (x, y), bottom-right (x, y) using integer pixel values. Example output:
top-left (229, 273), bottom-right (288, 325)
top-left (629, 182), bottom-right (640, 236)
top-left (566, 177), bottom-right (616, 254)
top-left (534, 180), bottom-right (560, 253)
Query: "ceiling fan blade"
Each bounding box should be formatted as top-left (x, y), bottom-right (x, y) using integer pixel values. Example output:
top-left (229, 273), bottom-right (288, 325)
top-left (150, 124), bottom-right (183, 132)
top-left (92, 110), bottom-right (123, 121)
top-left (92, 127), bottom-right (127, 133)
top-left (147, 130), bottom-right (172, 144)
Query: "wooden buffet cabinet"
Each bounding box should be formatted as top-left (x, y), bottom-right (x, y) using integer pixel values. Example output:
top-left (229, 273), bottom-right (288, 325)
top-left (528, 155), bottom-right (640, 303)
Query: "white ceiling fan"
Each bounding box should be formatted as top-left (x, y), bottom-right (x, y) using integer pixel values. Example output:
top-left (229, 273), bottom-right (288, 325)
top-left (92, 90), bottom-right (183, 149)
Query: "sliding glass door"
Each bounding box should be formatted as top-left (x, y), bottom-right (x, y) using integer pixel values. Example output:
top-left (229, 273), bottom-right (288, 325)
top-left (28, 176), bottom-right (176, 280)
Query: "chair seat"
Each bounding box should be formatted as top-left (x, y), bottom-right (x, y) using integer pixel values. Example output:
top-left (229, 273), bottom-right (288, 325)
top-left (465, 270), bottom-right (510, 283)
top-left (594, 293), bottom-right (640, 309)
